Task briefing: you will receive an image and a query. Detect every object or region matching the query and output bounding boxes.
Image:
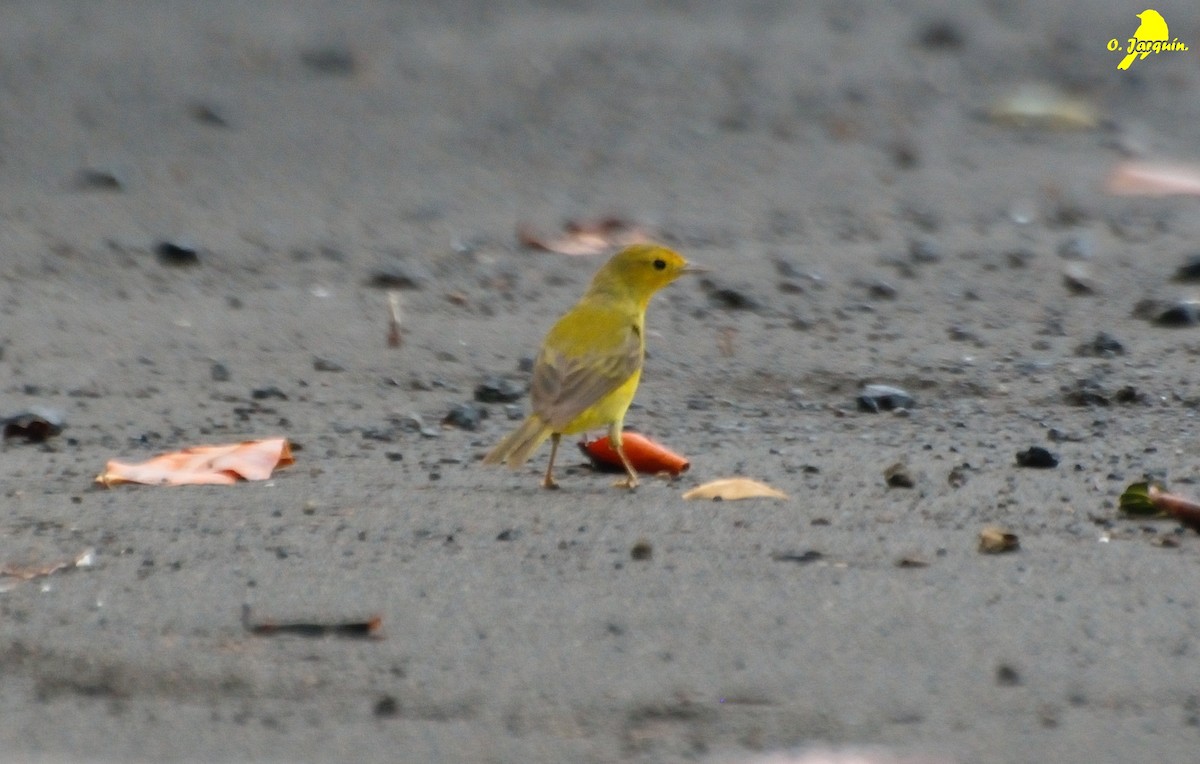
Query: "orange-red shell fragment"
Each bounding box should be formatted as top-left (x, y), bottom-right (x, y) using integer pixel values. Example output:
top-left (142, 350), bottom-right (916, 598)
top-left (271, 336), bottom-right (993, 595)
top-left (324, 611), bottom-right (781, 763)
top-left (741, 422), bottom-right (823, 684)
top-left (579, 431), bottom-right (690, 476)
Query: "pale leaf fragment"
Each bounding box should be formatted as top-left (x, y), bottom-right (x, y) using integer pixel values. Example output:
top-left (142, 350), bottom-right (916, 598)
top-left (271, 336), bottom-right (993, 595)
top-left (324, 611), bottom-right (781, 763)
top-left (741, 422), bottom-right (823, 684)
top-left (683, 477), bottom-right (788, 501)
top-left (1106, 160), bottom-right (1200, 197)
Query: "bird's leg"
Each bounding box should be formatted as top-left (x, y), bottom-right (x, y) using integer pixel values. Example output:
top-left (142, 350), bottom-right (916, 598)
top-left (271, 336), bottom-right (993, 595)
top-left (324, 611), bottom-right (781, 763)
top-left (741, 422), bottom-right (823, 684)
top-left (542, 433), bottom-right (561, 489)
top-left (607, 424), bottom-right (639, 490)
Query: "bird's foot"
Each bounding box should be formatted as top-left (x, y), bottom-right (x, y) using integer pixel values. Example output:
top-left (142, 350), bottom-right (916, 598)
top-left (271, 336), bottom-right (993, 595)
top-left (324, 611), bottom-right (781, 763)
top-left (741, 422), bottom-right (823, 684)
top-left (541, 475), bottom-right (560, 490)
top-left (612, 476), bottom-right (639, 490)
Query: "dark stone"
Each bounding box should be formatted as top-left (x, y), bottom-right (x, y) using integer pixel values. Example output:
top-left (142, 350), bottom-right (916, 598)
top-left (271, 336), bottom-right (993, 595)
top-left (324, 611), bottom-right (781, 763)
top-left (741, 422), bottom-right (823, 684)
top-left (313, 357), bottom-right (345, 372)
top-left (995, 664), bottom-right (1021, 686)
top-left (701, 279), bottom-right (761, 310)
top-left (188, 102), bottom-right (230, 128)
top-left (1174, 254), bottom-right (1200, 282)
top-left (367, 261), bottom-right (429, 290)
top-left (474, 376), bottom-right (524, 404)
top-left (442, 403), bottom-right (487, 431)
top-left (300, 46), bottom-right (356, 76)
top-left (1075, 332), bottom-right (1124, 358)
top-left (857, 384), bottom-right (914, 412)
top-left (916, 19), bottom-right (964, 50)
top-left (771, 550), bottom-right (824, 564)
top-left (373, 695), bottom-right (400, 718)
top-left (156, 240), bottom-right (200, 266)
top-left (75, 168), bottom-right (124, 191)
top-left (2, 407), bottom-right (65, 442)
top-left (909, 239), bottom-right (942, 264)
top-left (1155, 301), bottom-right (1200, 327)
top-left (1015, 446), bottom-right (1058, 468)
top-left (630, 539), bottom-right (653, 561)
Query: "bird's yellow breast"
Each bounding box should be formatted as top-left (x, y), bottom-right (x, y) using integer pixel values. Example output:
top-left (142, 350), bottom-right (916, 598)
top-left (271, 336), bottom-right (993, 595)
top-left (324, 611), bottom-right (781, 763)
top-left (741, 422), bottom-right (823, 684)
top-left (557, 367), bottom-right (642, 435)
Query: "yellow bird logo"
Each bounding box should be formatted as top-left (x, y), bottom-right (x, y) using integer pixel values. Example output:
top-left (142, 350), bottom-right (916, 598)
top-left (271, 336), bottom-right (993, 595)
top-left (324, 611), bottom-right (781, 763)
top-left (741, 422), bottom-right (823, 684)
top-left (1117, 9), bottom-right (1170, 69)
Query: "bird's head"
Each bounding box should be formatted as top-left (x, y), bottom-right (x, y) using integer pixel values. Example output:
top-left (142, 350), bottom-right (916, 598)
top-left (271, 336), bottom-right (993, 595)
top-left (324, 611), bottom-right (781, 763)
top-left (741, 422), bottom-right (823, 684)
top-left (593, 243), bottom-right (706, 298)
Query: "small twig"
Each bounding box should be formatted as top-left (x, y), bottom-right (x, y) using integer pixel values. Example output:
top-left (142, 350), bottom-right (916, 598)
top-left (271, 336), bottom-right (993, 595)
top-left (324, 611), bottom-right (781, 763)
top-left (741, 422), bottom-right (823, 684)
top-left (386, 291), bottom-right (403, 348)
top-left (241, 604), bottom-right (384, 639)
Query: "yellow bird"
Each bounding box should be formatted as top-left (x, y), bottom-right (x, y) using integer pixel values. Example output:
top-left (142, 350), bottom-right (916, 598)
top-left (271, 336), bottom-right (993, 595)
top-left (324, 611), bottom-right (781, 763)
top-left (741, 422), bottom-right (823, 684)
top-left (483, 243), bottom-right (702, 489)
top-left (1118, 9), bottom-right (1169, 70)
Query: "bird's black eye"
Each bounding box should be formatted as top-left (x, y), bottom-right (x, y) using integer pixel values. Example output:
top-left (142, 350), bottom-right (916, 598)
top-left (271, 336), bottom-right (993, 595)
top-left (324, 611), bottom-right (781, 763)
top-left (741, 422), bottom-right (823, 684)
top-left (652, 259), bottom-right (666, 271)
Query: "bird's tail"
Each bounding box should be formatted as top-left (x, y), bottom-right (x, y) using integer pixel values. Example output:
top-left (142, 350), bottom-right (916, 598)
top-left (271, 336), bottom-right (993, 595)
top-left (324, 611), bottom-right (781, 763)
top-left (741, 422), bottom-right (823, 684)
top-left (1117, 53), bottom-right (1137, 70)
top-left (482, 415), bottom-right (553, 469)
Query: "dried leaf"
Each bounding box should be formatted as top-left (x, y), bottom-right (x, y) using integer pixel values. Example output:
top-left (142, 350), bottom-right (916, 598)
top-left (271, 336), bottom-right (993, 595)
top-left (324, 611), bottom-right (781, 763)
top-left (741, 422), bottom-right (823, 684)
top-left (96, 437), bottom-right (294, 487)
top-left (683, 477), bottom-right (788, 501)
top-left (1, 548), bottom-right (95, 581)
top-left (1106, 161), bottom-right (1200, 197)
top-left (989, 83), bottom-right (1097, 130)
top-left (517, 217), bottom-right (654, 256)
top-left (978, 526), bottom-right (1020, 554)
top-left (1118, 481), bottom-right (1161, 516)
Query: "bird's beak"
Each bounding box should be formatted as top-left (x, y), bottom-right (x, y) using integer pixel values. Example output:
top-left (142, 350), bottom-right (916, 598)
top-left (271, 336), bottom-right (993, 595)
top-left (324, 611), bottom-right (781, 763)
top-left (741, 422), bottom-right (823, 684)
top-left (681, 263), bottom-right (710, 275)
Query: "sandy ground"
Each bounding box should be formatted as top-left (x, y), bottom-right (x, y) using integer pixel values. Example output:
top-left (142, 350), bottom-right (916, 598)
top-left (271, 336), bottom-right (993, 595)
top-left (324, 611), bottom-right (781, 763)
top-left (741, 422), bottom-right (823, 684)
top-left (3, 1), bottom-right (1200, 762)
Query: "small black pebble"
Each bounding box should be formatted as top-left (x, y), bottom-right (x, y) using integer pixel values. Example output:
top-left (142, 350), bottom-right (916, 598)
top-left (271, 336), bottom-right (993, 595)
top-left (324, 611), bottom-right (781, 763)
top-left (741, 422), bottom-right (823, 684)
top-left (496, 528), bottom-right (519, 542)
top-left (361, 428), bottom-right (395, 443)
top-left (1005, 249), bottom-right (1035, 269)
top-left (866, 281), bottom-right (897, 300)
top-left (701, 279), bottom-right (761, 311)
top-left (210, 363), bottom-right (231, 382)
top-left (1114, 386), bottom-right (1143, 404)
top-left (1015, 446), bottom-right (1058, 468)
top-left (995, 664), bottom-right (1021, 686)
top-left (373, 695), bottom-right (400, 718)
top-left (188, 101), bottom-right (229, 128)
top-left (156, 240), bottom-right (200, 266)
top-left (1174, 254), bottom-right (1200, 282)
top-left (251, 386), bottom-right (288, 401)
top-left (1075, 332), bottom-right (1124, 358)
top-left (771, 550), bottom-right (823, 564)
top-left (385, 452), bottom-right (404, 462)
top-left (630, 539), bottom-right (653, 561)
top-left (889, 141), bottom-right (920, 170)
top-left (368, 262), bottom-right (427, 290)
top-left (300, 46), bottom-right (357, 76)
top-left (75, 168), bottom-right (124, 192)
top-left (916, 19), bottom-right (964, 50)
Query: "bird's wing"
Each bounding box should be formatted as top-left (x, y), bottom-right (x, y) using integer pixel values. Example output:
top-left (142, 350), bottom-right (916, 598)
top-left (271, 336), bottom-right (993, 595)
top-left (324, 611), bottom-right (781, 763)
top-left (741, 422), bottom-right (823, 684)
top-left (531, 322), bottom-right (642, 431)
